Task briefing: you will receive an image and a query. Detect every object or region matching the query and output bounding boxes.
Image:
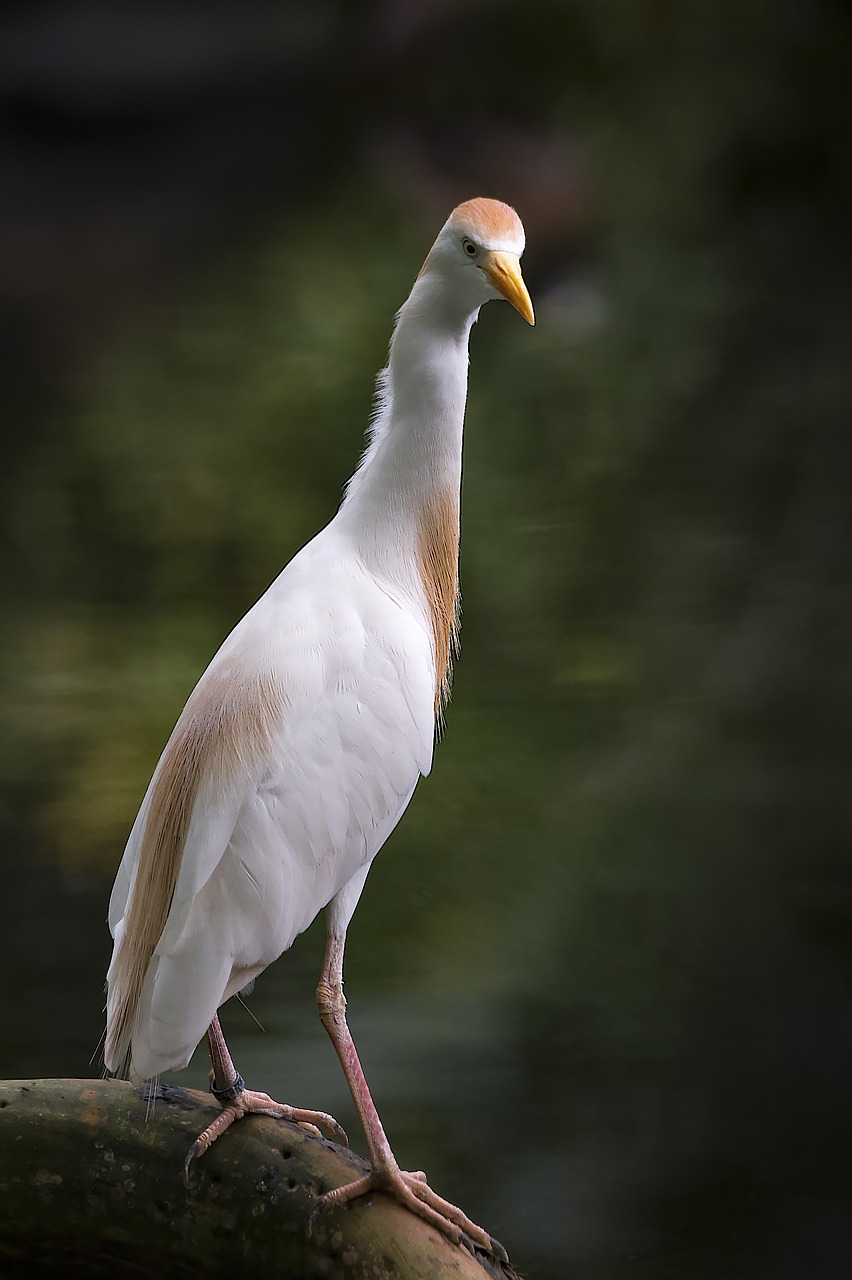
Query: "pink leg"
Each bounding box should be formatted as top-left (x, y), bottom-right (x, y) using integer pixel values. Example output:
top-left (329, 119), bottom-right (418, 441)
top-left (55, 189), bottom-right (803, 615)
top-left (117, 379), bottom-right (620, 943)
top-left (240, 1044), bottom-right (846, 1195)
top-left (183, 1013), bottom-right (347, 1182)
top-left (313, 931), bottom-right (507, 1262)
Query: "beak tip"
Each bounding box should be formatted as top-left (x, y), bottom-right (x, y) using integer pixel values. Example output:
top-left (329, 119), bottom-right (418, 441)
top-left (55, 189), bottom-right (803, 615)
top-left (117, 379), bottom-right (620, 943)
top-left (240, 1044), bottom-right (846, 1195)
top-left (515, 298), bottom-right (535, 327)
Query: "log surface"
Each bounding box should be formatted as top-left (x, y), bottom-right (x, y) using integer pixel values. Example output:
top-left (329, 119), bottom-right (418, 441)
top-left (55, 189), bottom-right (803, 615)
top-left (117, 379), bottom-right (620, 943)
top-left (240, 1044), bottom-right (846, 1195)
top-left (0, 1078), bottom-right (520, 1280)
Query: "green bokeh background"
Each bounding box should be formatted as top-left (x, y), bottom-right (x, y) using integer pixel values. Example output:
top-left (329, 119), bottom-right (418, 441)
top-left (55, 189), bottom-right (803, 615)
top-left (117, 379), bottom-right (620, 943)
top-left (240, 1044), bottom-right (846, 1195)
top-left (1, 4), bottom-right (849, 1276)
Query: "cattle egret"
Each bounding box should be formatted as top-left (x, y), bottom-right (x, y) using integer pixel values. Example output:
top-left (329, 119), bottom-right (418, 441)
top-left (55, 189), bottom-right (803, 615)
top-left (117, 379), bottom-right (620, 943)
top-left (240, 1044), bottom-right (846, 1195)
top-left (105, 197), bottom-right (533, 1255)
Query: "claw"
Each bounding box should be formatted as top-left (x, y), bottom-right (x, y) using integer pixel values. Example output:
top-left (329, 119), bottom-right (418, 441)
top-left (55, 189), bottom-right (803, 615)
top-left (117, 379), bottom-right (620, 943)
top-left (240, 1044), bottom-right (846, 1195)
top-left (184, 1140), bottom-right (203, 1185)
top-left (459, 1231), bottom-right (510, 1264)
top-left (489, 1235), bottom-right (510, 1264)
top-left (183, 1084), bottom-right (347, 1183)
top-left (314, 1165), bottom-right (506, 1261)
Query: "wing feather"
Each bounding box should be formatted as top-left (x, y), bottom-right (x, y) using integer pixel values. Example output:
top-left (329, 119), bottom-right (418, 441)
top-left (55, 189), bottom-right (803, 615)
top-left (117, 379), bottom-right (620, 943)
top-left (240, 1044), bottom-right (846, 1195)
top-left (106, 542), bottom-right (436, 1081)
top-left (104, 658), bottom-right (288, 1074)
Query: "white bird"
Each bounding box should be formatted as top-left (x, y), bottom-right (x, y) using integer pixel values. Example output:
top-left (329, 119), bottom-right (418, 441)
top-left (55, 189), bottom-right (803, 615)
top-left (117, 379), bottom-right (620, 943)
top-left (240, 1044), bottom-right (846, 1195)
top-left (104, 197), bottom-right (533, 1254)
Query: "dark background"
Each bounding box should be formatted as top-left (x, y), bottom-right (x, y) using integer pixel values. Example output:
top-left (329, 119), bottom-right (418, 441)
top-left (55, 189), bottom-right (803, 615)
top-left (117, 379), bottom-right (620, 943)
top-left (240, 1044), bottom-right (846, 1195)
top-left (1, 3), bottom-right (850, 1277)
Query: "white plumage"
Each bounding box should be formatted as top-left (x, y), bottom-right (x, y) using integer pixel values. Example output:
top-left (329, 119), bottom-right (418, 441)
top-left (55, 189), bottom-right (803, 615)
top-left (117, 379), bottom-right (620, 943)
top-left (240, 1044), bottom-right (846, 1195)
top-left (104, 197), bottom-right (533, 1253)
top-left (107, 539), bottom-right (432, 1078)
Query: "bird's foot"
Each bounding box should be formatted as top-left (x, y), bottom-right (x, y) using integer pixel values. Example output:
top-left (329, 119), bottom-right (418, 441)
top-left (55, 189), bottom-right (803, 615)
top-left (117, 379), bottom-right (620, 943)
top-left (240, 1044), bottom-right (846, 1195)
top-left (312, 1164), bottom-right (509, 1262)
top-left (184, 1078), bottom-right (348, 1184)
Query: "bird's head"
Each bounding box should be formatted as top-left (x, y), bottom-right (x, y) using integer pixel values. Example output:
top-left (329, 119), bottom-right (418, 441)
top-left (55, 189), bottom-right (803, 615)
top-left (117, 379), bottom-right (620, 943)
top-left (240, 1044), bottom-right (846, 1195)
top-left (423, 197), bottom-right (535, 326)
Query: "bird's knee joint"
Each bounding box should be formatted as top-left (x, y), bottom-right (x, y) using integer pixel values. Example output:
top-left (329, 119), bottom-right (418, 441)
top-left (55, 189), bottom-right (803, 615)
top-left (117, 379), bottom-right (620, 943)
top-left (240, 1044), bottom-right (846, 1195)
top-left (316, 981), bottom-right (346, 1024)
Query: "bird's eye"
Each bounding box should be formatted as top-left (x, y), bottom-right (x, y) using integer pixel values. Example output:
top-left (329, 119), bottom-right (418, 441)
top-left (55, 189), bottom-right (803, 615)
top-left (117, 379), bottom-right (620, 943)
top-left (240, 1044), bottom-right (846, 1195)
top-left (462, 238), bottom-right (478, 257)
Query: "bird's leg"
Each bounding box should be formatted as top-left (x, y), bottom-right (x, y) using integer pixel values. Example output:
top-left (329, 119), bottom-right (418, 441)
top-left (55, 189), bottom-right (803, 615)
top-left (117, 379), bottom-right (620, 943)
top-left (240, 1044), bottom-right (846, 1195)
top-left (183, 1013), bottom-right (347, 1182)
top-left (312, 929), bottom-right (508, 1262)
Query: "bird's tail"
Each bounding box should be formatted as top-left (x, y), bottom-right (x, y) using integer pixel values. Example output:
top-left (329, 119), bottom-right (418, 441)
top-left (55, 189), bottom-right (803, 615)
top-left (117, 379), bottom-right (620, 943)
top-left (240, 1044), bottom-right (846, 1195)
top-left (104, 917), bottom-right (138, 1077)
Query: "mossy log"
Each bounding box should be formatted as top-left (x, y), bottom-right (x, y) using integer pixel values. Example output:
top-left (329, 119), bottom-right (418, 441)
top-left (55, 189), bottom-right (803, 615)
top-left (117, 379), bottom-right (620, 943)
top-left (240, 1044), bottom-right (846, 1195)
top-left (0, 1079), bottom-right (520, 1280)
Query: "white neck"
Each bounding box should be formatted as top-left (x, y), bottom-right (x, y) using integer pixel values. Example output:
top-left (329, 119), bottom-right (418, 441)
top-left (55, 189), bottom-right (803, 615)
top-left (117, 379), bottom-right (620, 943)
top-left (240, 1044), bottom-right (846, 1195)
top-left (334, 270), bottom-right (478, 566)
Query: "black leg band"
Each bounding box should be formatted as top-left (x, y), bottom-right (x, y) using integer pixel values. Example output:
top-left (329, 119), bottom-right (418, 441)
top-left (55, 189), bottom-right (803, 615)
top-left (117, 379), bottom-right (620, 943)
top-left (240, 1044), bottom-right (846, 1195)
top-left (211, 1072), bottom-right (245, 1103)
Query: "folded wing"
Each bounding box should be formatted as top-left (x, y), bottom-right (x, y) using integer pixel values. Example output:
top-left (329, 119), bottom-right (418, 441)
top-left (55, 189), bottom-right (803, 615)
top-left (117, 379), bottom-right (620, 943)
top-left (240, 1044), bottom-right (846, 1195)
top-left (105, 554), bottom-right (435, 1082)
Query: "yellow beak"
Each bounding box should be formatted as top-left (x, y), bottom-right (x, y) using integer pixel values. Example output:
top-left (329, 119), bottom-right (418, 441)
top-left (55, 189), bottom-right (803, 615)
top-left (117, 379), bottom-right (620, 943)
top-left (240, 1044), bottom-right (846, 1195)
top-left (481, 251), bottom-right (535, 326)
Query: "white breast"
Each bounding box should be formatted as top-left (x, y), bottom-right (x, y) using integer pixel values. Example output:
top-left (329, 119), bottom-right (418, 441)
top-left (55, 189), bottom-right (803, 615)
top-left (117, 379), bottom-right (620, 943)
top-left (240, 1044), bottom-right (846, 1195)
top-left (107, 522), bottom-right (436, 1080)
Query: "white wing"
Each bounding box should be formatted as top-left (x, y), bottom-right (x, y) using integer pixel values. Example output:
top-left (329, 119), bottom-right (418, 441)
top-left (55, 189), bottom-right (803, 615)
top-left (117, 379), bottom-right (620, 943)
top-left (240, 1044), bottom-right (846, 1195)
top-left (105, 526), bottom-right (436, 1081)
